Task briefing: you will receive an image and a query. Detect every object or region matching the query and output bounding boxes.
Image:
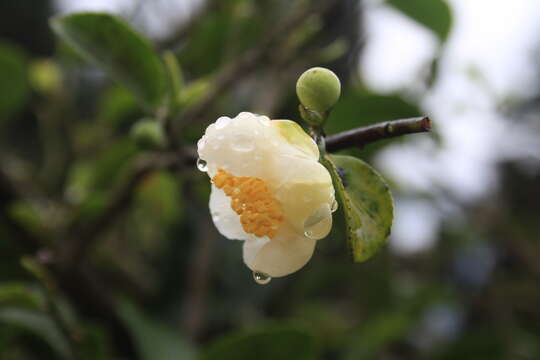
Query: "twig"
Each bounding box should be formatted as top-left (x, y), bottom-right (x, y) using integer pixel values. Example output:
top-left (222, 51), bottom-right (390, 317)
top-left (171, 117), bottom-right (433, 168)
top-left (325, 116), bottom-right (432, 152)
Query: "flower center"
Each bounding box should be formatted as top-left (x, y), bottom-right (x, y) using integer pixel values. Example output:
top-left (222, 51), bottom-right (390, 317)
top-left (212, 169), bottom-right (284, 238)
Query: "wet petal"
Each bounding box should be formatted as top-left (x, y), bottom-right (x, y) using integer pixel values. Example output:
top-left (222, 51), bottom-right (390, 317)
top-left (243, 225), bottom-right (316, 277)
top-left (209, 185), bottom-right (252, 240)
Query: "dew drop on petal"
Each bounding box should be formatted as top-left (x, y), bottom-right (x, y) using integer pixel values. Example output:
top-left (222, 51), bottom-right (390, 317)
top-left (303, 203), bottom-right (332, 240)
top-left (258, 117), bottom-right (271, 126)
top-left (253, 271), bottom-right (272, 285)
top-left (232, 134), bottom-right (255, 152)
top-left (197, 158), bottom-right (208, 172)
top-left (215, 116), bottom-right (231, 129)
top-left (331, 199), bottom-right (338, 213)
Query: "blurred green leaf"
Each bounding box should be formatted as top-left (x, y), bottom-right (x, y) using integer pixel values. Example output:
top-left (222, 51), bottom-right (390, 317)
top-left (0, 283), bottom-right (43, 309)
top-left (0, 307), bottom-right (70, 358)
top-left (201, 326), bottom-right (317, 360)
top-left (323, 155), bottom-right (394, 262)
top-left (97, 86), bottom-right (138, 130)
top-left (7, 201), bottom-right (44, 237)
top-left (0, 41), bottom-right (28, 121)
top-left (135, 171), bottom-right (183, 225)
top-left (346, 311), bottom-right (415, 359)
top-left (386, 0), bottom-right (452, 42)
top-left (118, 300), bottom-right (195, 360)
top-left (50, 12), bottom-right (166, 111)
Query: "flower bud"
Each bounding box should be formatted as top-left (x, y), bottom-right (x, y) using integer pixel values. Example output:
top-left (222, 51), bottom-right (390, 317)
top-left (130, 119), bottom-right (165, 149)
top-left (296, 67), bottom-right (341, 113)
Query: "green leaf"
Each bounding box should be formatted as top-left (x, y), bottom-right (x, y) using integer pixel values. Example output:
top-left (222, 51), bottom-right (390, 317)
top-left (0, 41), bottom-right (28, 121)
top-left (118, 300), bottom-right (195, 360)
top-left (201, 326), bottom-right (317, 360)
top-left (0, 307), bottom-right (70, 358)
top-left (0, 283), bottom-right (44, 309)
top-left (50, 12), bottom-right (166, 111)
top-left (386, 0), bottom-right (452, 42)
top-left (322, 154), bottom-right (393, 262)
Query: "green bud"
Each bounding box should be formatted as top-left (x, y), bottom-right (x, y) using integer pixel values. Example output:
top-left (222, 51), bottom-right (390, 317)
top-left (130, 119), bottom-right (165, 150)
top-left (296, 67), bottom-right (341, 113)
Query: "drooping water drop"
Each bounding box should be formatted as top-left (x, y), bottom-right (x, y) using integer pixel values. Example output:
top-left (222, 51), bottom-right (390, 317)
top-left (253, 271), bottom-right (272, 285)
top-left (232, 134), bottom-right (255, 152)
top-left (303, 204), bottom-right (332, 240)
top-left (196, 158), bottom-right (208, 172)
top-left (331, 199), bottom-right (339, 213)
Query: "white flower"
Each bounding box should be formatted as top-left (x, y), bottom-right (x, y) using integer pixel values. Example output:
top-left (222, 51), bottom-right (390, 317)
top-left (197, 112), bottom-right (335, 278)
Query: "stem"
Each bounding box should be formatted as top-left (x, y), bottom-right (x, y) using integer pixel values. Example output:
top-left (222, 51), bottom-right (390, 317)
top-left (325, 116), bottom-right (432, 152)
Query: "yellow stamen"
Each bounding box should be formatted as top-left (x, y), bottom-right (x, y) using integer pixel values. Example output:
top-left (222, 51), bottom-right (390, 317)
top-left (212, 169), bottom-right (284, 238)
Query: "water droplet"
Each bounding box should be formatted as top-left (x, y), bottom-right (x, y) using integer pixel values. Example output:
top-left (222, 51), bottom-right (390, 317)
top-left (331, 199), bottom-right (338, 213)
top-left (232, 134), bottom-right (255, 152)
top-left (215, 116), bottom-right (231, 129)
top-left (253, 271), bottom-right (271, 285)
top-left (303, 204), bottom-right (332, 240)
top-left (196, 158), bottom-right (208, 172)
top-left (258, 117), bottom-right (271, 126)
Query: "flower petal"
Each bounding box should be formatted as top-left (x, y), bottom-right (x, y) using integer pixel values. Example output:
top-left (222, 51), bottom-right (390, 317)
top-left (209, 185), bottom-right (252, 241)
top-left (272, 158), bottom-right (334, 234)
top-left (272, 120), bottom-right (319, 160)
top-left (242, 225), bottom-right (316, 277)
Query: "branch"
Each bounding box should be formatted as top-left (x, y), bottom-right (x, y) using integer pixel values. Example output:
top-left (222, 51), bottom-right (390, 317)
top-left (325, 116), bottom-right (432, 152)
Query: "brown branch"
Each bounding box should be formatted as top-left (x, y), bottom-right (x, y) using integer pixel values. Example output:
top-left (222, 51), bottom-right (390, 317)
top-left (175, 117), bottom-right (432, 166)
top-left (325, 116), bottom-right (432, 152)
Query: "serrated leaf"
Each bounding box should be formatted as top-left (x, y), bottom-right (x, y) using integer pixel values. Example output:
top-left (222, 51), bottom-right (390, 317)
top-left (386, 0), bottom-right (452, 42)
top-left (201, 326), bottom-right (317, 360)
top-left (322, 154), bottom-right (393, 262)
top-left (50, 13), bottom-right (166, 111)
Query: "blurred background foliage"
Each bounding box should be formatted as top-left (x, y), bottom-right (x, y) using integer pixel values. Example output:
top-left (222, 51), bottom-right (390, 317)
top-left (1, 0), bottom-right (540, 359)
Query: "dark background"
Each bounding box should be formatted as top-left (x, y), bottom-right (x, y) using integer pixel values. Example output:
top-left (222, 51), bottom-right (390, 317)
top-left (1, 0), bottom-right (539, 359)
